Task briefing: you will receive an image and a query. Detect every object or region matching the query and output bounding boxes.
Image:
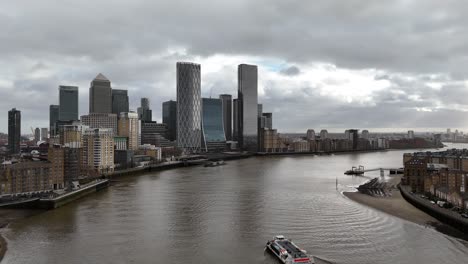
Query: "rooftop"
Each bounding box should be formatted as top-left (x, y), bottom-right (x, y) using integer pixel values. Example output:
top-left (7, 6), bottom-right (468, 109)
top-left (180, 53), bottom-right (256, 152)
top-left (177, 62), bottom-right (200, 66)
top-left (93, 73), bottom-right (110, 82)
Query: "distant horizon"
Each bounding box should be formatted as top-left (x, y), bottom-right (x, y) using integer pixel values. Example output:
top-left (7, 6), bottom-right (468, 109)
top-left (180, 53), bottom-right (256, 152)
top-left (3, 127), bottom-right (465, 138)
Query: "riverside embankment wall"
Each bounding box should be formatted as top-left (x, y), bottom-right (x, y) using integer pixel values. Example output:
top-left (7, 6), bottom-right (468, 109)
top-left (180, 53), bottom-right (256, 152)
top-left (38, 180), bottom-right (110, 209)
top-left (399, 185), bottom-right (468, 233)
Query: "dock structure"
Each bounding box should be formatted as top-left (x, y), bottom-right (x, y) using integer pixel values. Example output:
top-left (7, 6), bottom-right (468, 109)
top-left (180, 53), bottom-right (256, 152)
top-left (345, 166), bottom-right (403, 176)
top-left (357, 178), bottom-right (393, 197)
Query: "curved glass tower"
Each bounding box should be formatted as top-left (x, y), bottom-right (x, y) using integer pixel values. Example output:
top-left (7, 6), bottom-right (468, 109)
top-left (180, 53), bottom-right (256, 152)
top-left (176, 62), bottom-right (202, 154)
top-left (202, 98), bottom-right (226, 152)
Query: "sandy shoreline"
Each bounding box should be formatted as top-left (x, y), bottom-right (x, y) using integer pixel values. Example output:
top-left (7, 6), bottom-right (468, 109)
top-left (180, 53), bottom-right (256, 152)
top-left (344, 190), bottom-right (438, 225)
top-left (344, 190), bottom-right (468, 240)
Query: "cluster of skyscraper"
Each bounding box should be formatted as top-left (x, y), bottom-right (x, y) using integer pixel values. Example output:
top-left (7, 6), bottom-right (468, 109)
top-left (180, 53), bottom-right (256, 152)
top-left (7, 61), bottom-right (263, 160)
top-left (175, 62), bottom-right (261, 154)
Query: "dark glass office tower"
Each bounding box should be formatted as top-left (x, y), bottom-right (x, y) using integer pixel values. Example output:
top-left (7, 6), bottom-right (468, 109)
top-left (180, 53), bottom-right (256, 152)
top-left (34, 128), bottom-right (40, 142)
top-left (348, 129), bottom-right (359, 150)
top-left (89, 73), bottom-right (112, 113)
top-left (233, 98), bottom-right (238, 141)
top-left (112, 89), bottom-right (129, 115)
top-left (49, 104), bottom-right (59, 136)
top-left (176, 62), bottom-right (201, 154)
top-left (141, 97), bottom-right (149, 109)
top-left (162, 100), bottom-right (177, 141)
top-left (262, 113), bottom-right (273, 129)
top-left (137, 98), bottom-right (152, 122)
top-left (219, 94), bottom-right (232, 141)
top-left (59, 85), bottom-right (79, 121)
top-left (202, 98), bottom-right (226, 152)
top-left (8, 108), bottom-right (21, 155)
top-left (238, 64), bottom-right (258, 152)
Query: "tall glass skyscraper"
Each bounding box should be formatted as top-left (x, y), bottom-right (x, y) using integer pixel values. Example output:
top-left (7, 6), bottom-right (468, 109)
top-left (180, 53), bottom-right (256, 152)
top-left (137, 98), bottom-right (152, 122)
top-left (141, 97), bottom-right (149, 109)
top-left (49, 104), bottom-right (59, 136)
top-left (262, 113), bottom-right (273, 129)
top-left (162, 100), bottom-right (177, 141)
top-left (219, 94), bottom-right (232, 141)
top-left (176, 62), bottom-right (201, 154)
top-left (233, 98), bottom-right (238, 141)
top-left (8, 108), bottom-right (21, 154)
top-left (59, 85), bottom-right (79, 121)
top-left (202, 98), bottom-right (226, 152)
top-left (112, 89), bottom-right (129, 116)
top-left (238, 64), bottom-right (258, 152)
top-left (89, 73), bottom-right (112, 113)
top-left (34, 127), bottom-right (41, 142)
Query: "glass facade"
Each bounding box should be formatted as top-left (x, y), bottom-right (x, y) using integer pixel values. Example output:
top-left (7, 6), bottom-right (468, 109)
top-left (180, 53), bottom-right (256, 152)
top-left (141, 98), bottom-right (149, 109)
top-left (8, 108), bottom-right (21, 154)
top-left (233, 99), bottom-right (238, 141)
top-left (89, 73), bottom-right (112, 113)
top-left (262, 113), bottom-right (273, 129)
top-left (219, 94), bottom-right (232, 141)
top-left (59, 86), bottom-right (79, 121)
top-left (238, 64), bottom-right (258, 152)
top-left (162, 100), bottom-right (177, 141)
top-left (177, 62), bottom-right (202, 154)
top-left (202, 98), bottom-right (226, 152)
top-left (49, 104), bottom-right (59, 136)
top-left (137, 98), bottom-right (152, 122)
top-left (112, 89), bottom-right (129, 116)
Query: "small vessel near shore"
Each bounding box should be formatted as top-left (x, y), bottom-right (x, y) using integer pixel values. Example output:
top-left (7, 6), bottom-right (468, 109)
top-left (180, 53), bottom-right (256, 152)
top-left (265, 235), bottom-right (313, 264)
top-left (204, 160), bottom-right (226, 167)
top-left (344, 165), bottom-right (365, 175)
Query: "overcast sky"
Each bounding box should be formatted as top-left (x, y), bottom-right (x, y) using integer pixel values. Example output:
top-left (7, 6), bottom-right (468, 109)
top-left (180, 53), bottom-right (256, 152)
top-left (2, 0), bottom-right (468, 134)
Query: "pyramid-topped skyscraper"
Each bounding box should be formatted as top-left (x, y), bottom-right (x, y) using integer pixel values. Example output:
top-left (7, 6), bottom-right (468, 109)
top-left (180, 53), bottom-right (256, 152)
top-left (89, 73), bottom-right (112, 113)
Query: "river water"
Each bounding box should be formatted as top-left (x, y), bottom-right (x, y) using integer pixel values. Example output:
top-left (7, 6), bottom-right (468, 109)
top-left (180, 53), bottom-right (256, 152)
top-left (3, 146), bottom-right (468, 264)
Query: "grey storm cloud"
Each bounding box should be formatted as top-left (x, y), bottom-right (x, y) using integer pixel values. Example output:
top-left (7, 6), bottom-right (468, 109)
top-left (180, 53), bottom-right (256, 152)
top-left (2, 0), bottom-right (468, 133)
top-left (280, 66), bottom-right (301, 76)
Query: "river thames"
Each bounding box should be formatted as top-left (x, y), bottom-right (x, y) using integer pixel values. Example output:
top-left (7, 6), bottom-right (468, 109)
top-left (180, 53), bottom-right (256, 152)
top-left (2, 146), bottom-right (468, 264)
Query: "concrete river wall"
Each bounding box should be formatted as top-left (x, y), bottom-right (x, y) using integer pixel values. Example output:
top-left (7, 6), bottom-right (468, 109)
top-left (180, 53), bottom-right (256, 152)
top-left (399, 185), bottom-right (468, 233)
top-left (38, 180), bottom-right (110, 210)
